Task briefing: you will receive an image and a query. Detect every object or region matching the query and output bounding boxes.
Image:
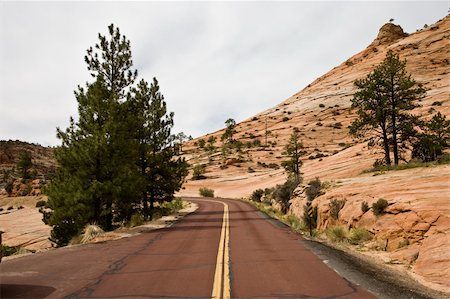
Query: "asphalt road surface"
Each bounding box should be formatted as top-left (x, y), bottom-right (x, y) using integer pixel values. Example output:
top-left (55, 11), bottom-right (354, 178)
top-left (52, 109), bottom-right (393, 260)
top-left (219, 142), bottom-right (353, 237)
top-left (1, 198), bottom-right (381, 298)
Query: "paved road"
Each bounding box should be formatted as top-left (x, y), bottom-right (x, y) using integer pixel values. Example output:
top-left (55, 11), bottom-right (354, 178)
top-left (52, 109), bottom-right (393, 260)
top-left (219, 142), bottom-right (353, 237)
top-left (0, 198), bottom-right (375, 298)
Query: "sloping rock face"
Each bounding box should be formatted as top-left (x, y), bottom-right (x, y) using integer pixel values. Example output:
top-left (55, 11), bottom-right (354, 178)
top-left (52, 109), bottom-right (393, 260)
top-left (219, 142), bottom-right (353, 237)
top-left (179, 15), bottom-right (450, 292)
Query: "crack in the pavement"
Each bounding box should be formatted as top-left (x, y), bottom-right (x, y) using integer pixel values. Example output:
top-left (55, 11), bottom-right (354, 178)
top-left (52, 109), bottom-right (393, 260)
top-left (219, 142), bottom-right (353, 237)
top-left (65, 231), bottom-right (166, 298)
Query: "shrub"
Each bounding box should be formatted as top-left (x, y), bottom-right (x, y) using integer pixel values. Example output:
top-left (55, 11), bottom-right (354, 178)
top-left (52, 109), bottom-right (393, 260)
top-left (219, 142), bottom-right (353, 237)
top-left (326, 226), bottom-right (348, 242)
top-left (199, 187), bottom-right (214, 198)
top-left (372, 198), bottom-right (389, 216)
top-left (198, 139), bottom-right (206, 148)
top-left (431, 101), bottom-right (442, 106)
top-left (273, 177), bottom-right (299, 214)
top-left (282, 117), bottom-right (289, 122)
top-left (0, 244), bottom-right (19, 257)
top-left (329, 199), bottom-right (345, 220)
top-left (247, 167), bottom-right (255, 173)
top-left (250, 189), bottom-right (264, 202)
top-left (306, 177), bottom-right (322, 201)
top-left (361, 201), bottom-right (370, 213)
top-left (349, 228), bottom-right (372, 244)
top-left (332, 122), bottom-right (343, 129)
top-left (7, 206), bottom-right (13, 210)
top-left (5, 181), bottom-right (13, 196)
top-left (36, 200), bottom-right (47, 208)
top-left (398, 238), bottom-right (410, 249)
top-left (302, 202), bottom-right (318, 229)
top-left (192, 164), bottom-right (206, 180)
top-left (162, 198), bottom-right (184, 214)
top-left (319, 103), bottom-right (325, 108)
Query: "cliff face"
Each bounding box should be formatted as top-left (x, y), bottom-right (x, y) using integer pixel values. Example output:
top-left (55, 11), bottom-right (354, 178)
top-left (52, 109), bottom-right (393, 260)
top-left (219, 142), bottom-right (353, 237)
top-left (179, 15), bottom-right (450, 292)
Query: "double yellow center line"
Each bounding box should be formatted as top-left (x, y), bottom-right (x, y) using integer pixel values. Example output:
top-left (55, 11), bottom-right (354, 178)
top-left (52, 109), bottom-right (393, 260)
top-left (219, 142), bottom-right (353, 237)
top-left (211, 201), bottom-right (231, 299)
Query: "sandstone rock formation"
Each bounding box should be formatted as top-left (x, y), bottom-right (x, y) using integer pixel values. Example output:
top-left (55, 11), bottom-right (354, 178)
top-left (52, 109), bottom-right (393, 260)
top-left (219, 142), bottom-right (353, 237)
top-left (179, 15), bottom-right (450, 292)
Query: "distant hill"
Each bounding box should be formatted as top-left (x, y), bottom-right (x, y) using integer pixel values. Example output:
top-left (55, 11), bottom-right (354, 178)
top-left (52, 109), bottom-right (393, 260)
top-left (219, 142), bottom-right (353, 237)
top-left (0, 140), bottom-right (56, 191)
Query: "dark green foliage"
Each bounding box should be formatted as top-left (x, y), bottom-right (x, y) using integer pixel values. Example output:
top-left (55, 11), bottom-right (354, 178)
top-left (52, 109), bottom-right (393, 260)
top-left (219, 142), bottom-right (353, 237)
top-left (372, 198), bottom-right (389, 216)
top-left (198, 139), bottom-right (206, 149)
top-left (36, 200), bottom-right (47, 208)
top-left (5, 181), bottom-right (13, 196)
top-left (329, 199), bottom-right (345, 220)
top-left (250, 189), bottom-right (264, 202)
top-left (305, 177), bottom-right (322, 201)
top-left (361, 201), bottom-right (370, 213)
top-left (192, 164), bottom-right (206, 180)
top-left (273, 177), bottom-right (299, 214)
top-left (17, 151), bottom-right (32, 179)
top-left (0, 244), bottom-right (19, 257)
top-left (44, 24), bottom-right (187, 246)
top-left (319, 103), bottom-right (325, 108)
top-left (221, 118), bottom-right (236, 144)
top-left (412, 112), bottom-right (450, 162)
top-left (207, 136), bottom-right (217, 153)
top-left (131, 78), bottom-right (188, 219)
top-left (350, 50), bottom-right (426, 166)
top-left (302, 202), bottom-right (318, 229)
top-left (282, 130), bottom-right (306, 181)
top-left (199, 187), bottom-right (214, 197)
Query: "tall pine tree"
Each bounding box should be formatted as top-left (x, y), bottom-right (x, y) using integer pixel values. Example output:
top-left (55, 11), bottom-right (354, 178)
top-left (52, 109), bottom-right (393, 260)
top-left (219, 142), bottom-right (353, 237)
top-left (350, 50), bottom-right (426, 165)
top-left (131, 78), bottom-right (188, 219)
top-left (45, 25), bottom-right (141, 245)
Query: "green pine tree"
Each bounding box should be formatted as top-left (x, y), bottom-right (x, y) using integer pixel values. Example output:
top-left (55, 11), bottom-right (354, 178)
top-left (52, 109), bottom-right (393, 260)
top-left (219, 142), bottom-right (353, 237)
top-left (351, 50), bottom-right (426, 165)
top-left (281, 130), bottom-right (305, 181)
top-left (45, 24), bottom-right (141, 245)
top-left (131, 78), bottom-right (188, 219)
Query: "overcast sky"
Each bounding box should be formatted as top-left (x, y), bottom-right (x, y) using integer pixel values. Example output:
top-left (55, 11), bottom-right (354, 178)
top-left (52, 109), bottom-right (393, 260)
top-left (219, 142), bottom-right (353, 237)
top-left (0, 1), bottom-right (448, 146)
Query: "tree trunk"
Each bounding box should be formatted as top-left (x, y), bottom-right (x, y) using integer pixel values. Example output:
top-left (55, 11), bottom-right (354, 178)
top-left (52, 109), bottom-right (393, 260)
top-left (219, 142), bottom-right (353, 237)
top-left (392, 113), bottom-right (399, 165)
top-left (381, 123), bottom-right (391, 165)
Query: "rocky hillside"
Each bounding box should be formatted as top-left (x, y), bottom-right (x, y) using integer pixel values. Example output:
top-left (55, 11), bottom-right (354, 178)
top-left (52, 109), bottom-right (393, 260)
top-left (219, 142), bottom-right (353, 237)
top-left (0, 140), bottom-right (56, 196)
top-left (179, 15), bottom-right (450, 293)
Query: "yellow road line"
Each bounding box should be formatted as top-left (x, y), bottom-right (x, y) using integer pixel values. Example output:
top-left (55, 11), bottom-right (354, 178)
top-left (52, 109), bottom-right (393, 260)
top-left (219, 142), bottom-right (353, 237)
top-left (211, 200), bottom-right (230, 299)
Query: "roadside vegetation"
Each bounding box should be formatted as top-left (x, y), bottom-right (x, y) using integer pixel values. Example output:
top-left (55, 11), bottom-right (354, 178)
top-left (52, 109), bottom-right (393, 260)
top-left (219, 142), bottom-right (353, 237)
top-left (199, 187), bottom-right (214, 198)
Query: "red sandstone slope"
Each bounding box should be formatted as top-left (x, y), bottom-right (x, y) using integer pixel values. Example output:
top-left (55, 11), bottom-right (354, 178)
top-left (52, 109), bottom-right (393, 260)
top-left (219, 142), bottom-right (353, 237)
top-left (179, 16), bottom-right (450, 293)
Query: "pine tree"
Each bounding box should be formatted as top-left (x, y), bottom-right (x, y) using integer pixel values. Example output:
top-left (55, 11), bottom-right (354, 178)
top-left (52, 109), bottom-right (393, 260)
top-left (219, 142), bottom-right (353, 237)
top-left (381, 51), bottom-right (425, 164)
top-left (350, 67), bottom-right (392, 165)
top-left (17, 151), bottom-right (32, 179)
top-left (131, 78), bottom-right (188, 219)
top-left (281, 130), bottom-right (305, 181)
top-left (221, 118), bottom-right (236, 144)
top-left (350, 50), bottom-right (426, 165)
top-left (412, 112), bottom-right (450, 161)
top-left (45, 25), bottom-right (141, 245)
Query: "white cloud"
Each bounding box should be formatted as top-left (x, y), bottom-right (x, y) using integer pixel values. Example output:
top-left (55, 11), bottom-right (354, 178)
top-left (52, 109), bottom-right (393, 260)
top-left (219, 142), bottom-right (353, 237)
top-left (0, 1), bottom-right (448, 145)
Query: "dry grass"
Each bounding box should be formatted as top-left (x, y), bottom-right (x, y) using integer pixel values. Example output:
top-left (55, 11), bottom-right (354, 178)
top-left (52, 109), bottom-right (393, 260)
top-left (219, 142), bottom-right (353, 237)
top-left (80, 224), bottom-right (104, 244)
